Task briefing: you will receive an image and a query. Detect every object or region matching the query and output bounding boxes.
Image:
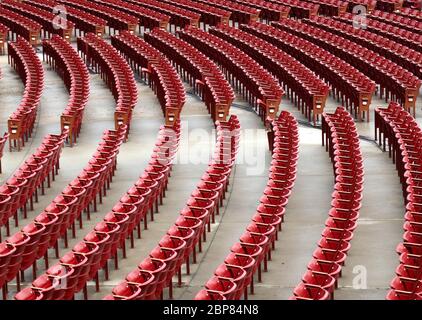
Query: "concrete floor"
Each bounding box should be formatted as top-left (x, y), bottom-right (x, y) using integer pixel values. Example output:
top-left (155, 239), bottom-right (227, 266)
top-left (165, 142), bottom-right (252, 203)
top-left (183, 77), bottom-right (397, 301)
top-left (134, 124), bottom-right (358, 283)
top-left (0, 39), bottom-right (420, 300)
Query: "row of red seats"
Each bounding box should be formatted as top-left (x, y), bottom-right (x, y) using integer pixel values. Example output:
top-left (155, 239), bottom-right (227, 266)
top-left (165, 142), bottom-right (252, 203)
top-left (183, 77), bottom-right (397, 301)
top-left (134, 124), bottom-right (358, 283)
top-left (193, 0), bottom-right (260, 24)
top-left (374, 102), bottom-right (422, 300)
top-left (42, 35), bottom-right (90, 147)
top-left (210, 25), bottom-right (329, 125)
top-left (0, 7), bottom-right (41, 45)
top-left (241, 22), bottom-right (375, 122)
top-left (375, 0), bottom-right (405, 11)
top-left (24, 0), bottom-right (107, 38)
top-left (103, 116), bottom-right (240, 300)
top-left (267, 0), bottom-right (320, 19)
top-left (346, 0), bottom-right (377, 12)
top-left (144, 28), bottom-right (234, 123)
top-left (178, 26), bottom-right (284, 123)
top-left (111, 31), bottom-right (186, 125)
top-left (15, 120), bottom-right (182, 300)
top-left (77, 33), bottom-right (138, 132)
top-left (335, 13), bottom-right (422, 53)
top-left (159, 0), bottom-right (231, 27)
top-left (90, 0), bottom-right (170, 31)
top-left (231, 0), bottom-right (291, 23)
top-left (2, 35), bottom-right (137, 300)
top-left (2, 0), bottom-right (74, 41)
top-left (1, 125), bottom-right (127, 301)
top-left (370, 10), bottom-right (422, 34)
top-left (195, 111), bottom-right (299, 300)
top-left (0, 129), bottom-right (70, 300)
top-left (58, 0), bottom-right (138, 34)
top-left (272, 19), bottom-right (421, 117)
top-left (304, 17), bottom-right (422, 80)
top-left (398, 7), bottom-right (422, 21)
top-left (0, 131), bottom-right (67, 241)
top-left (292, 107), bottom-right (363, 300)
top-left (0, 22), bottom-right (9, 54)
top-left (7, 37), bottom-right (44, 151)
top-left (126, 0), bottom-right (200, 29)
top-left (303, 0), bottom-right (348, 16)
top-left (0, 133), bottom-right (8, 173)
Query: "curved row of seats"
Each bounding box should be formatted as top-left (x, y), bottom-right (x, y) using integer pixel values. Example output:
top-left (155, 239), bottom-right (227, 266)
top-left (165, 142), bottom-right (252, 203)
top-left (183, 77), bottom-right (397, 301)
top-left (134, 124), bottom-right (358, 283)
top-left (103, 115), bottom-right (240, 300)
top-left (241, 22), bottom-right (375, 122)
top-left (178, 27), bottom-right (284, 123)
top-left (24, 0), bottom-right (107, 38)
top-left (90, 0), bottom-right (170, 31)
top-left (195, 111), bottom-right (299, 300)
top-left (7, 37), bottom-right (44, 151)
top-left (0, 130), bottom-right (67, 241)
top-left (42, 35), bottom-right (90, 147)
top-left (232, 0), bottom-right (291, 23)
top-left (303, 17), bottom-right (422, 80)
top-left (111, 31), bottom-right (186, 125)
top-left (14, 119), bottom-right (182, 300)
top-left (58, 0), bottom-right (138, 34)
top-left (77, 33), bottom-right (138, 132)
top-left (335, 13), bottom-right (422, 53)
top-left (209, 24), bottom-right (329, 125)
top-left (0, 7), bottom-right (41, 45)
top-left (126, 0), bottom-right (200, 30)
top-left (0, 34), bottom-right (137, 300)
top-left (272, 19), bottom-right (421, 117)
top-left (2, 0), bottom-right (74, 41)
top-left (160, 0), bottom-right (231, 27)
top-left (3, 125), bottom-right (127, 301)
top-left (291, 107), bottom-right (363, 300)
top-left (194, 0), bottom-right (260, 24)
top-left (303, 0), bottom-right (348, 16)
top-left (370, 10), bottom-right (422, 34)
top-left (144, 28), bottom-right (234, 123)
top-left (267, 0), bottom-right (319, 19)
top-left (374, 102), bottom-right (422, 300)
top-left (398, 7), bottom-right (422, 21)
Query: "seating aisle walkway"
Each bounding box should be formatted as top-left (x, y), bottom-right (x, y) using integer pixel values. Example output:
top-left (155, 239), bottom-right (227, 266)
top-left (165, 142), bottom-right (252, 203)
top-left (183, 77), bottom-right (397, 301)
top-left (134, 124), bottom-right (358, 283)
top-left (87, 89), bottom-right (214, 300)
top-left (175, 98), bottom-right (272, 299)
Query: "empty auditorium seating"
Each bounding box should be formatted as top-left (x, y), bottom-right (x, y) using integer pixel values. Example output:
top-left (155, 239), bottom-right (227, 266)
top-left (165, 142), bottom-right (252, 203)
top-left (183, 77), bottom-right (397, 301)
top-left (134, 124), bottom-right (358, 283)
top-left (193, 0), bottom-right (261, 24)
top-left (104, 115), bottom-right (240, 300)
top-left (159, 0), bottom-right (231, 27)
top-left (2, 0), bottom-right (74, 40)
top-left (124, 0), bottom-right (200, 30)
top-left (209, 24), bottom-right (329, 124)
top-left (335, 13), bottom-right (422, 53)
top-left (370, 10), bottom-right (422, 34)
top-left (303, 17), bottom-right (422, 80)
top-left (178, 27), bottom-right (284, 122)
top-left (374, 103), bottom-right (422, 300)
top-left (291, 107), bottom-right (363, 300)
top-left (267, 0), bottom-right (320, 19)
top-left (241, 22), bottom-right (375, 122)
top-left (111, 31), bottom-right (186, 125)
top-left (303, 0), bottom-right (348, 16)
top-left (88, 0), bottom-right (170, 31)
top-left (0, 133), bottom-right (9, 173)
top-left (397, 7), bottom-right (422, 21)
top-left (7, 37), bottom-right (44, 151)
top-left (195, 111), bottom-right (299, 300)
top-left (144, 28), bottom-right (234, 123)
top-left (0, 129), bottom-right (67, 243)
top-left (42, 35), bottom-right (90, 146)
top-left (272, 19), bottom-right (421, 117)
top-left (58, 0), bottom-right (139, 34)
top-left (0, 7), bottom-right (41, 45)
top-left (24, 0), bottom-right (108, 37)
top-left (231, 0), bottom-right (291, 23)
